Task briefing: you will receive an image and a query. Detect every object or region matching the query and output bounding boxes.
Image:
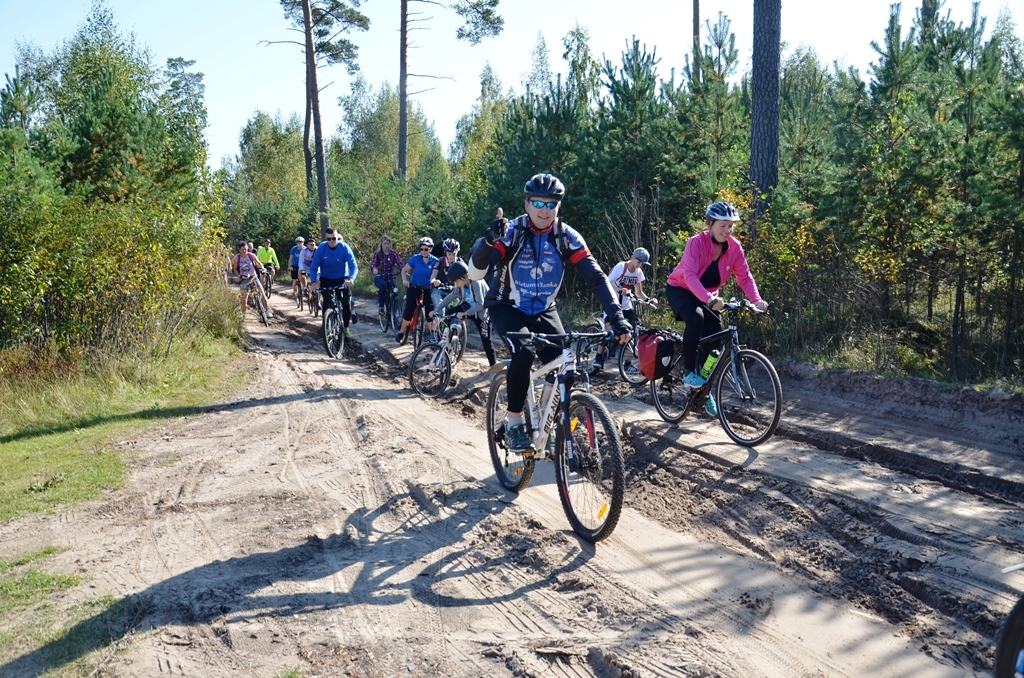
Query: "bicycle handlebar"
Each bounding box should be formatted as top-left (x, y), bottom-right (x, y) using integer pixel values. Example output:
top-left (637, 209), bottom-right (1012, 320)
top-left (506, 330), bottom-right (611, 348)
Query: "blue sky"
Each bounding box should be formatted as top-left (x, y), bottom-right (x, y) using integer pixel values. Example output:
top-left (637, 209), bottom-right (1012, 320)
top-left (1, 0), bottom-right (1019, 169)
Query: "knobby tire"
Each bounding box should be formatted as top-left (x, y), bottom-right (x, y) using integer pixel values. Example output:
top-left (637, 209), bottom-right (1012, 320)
top-left (995, 594), bottom-right (1024, 678)
top-left (554, 390), bottom-right (624, 543)
top-left (322, 307), bottom-right (344, 358)
top-left (408, 343), bottom-right (452, 397)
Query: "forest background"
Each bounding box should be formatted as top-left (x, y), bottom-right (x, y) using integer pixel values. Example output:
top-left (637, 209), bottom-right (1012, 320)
top-left (1, 0), bottom-right (1023, 386)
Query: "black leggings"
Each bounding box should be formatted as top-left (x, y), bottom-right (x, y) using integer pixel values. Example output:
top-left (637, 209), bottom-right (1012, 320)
top-left (489, 304), bottom-right (564, 414)
top-left (403, 286), bottom-right (433, 322)
top-left (665, 284), bottom-right (722, 373)
top-left (467, 315), bottom-right (496, 366)
top-left (319, 278), bottom-right (352, 327)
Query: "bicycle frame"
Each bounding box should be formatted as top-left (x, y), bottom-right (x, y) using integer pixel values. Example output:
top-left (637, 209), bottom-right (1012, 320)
top-left (499, 332), bottom-right (595, 458)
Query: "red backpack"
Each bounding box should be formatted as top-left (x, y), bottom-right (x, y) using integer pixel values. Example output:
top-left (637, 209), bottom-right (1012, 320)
top-left (637, 329), bottom-right (677, 380)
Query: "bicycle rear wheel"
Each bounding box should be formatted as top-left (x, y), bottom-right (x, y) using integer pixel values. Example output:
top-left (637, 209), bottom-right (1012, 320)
top-left (574, 323), bottom-right (604, 372)
top-left (409, 343), bottom-right (452, 397)
top-left (323, 308), bottom-right (344, 358)
top-left (714, 349), bottom-right (782, 447)
top-left (554, 390), bottom-right (624, 543)
top-left (650, 368), bottom-right (690, 423)
top-left (617, 336), bottom-right (647, 385)
top-left (485, 373), bottom-right (535, 492)
top-left (295, 283), bottom-right (303, 310)
top-left (996, 595), bottom-right (1024, 678)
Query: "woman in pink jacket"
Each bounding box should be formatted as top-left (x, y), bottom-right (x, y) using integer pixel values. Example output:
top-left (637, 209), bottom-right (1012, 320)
top-left (665, 201), bottom-right (769, 403)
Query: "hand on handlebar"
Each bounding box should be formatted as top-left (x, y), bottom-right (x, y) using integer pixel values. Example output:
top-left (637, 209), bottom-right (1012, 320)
top-left (707, 296), bottom-right (724, 312)
top-left (753, 300), bottom-right (769, 312)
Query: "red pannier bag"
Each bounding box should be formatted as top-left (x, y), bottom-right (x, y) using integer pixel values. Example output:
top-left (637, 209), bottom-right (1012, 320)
top-left (637, 329), bottom-right (676, 380)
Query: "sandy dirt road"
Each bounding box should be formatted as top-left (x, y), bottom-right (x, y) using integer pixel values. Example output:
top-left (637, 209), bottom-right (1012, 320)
top-left (1, 294), bottom-right (1022, 677)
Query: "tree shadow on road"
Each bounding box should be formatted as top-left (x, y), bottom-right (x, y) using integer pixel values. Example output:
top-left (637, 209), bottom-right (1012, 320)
top-left (0, 480), bottom-right (589, 676)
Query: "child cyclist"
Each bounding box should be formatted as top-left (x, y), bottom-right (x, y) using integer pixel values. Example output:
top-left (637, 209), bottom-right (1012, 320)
top-left (468, 173), bottom-right (631, 453)
top-left (591, 247), bottom-right (658, 374)
top-left (429, 260), bottom-right (496, 366)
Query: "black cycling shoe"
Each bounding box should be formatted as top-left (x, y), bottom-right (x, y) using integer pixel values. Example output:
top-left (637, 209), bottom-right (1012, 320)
top-left (395, 331), bottom-right (407, 345)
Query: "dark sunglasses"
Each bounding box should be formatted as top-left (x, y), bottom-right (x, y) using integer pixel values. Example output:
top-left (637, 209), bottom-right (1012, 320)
top-left (325, 237), bottom-right (337, 241)
top-left (529, 199), bottom-right (559, 210)
top-left (420, 246), bottom-right (431, 251)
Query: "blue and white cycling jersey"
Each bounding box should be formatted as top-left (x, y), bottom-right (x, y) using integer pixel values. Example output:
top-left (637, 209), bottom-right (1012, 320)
top-left (478, 216), bottom-right (591, 317)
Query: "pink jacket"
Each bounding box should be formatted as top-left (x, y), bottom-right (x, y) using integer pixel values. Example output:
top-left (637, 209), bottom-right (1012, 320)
top-left (666, 230), bottom-right (762, 304)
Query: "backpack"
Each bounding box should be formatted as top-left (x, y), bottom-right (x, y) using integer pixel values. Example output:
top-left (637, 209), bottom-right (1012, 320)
top-left (637, 329), bottom-right (677, 380)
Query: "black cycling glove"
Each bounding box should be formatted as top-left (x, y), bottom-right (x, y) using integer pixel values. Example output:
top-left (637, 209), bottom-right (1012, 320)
top-left (611, 317), bottom-right (632, 340)
top-left (485, 217), bottom-right (509, 246)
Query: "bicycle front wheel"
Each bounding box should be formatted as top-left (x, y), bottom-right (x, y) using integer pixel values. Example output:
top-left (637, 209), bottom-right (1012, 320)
top-left (254, 292), bottom-right (269, 326)
top-left (996, 595), bottom-right (1024, 678)
top-left (323, 308), bottom-right (344, 358)
top-left (617, 336), bottom-right (647, 385)
top-left (390, 295), bottom-right (403, 332)
top-left (714, 349), bottom-right (782, 447)
top-left (554, 390), bottom-right (624, 543)
top-left (378, 299), bottom-right (389, 332)
top-left (408, 343), bottom-right (452, 397)
top-left (413, 307), bottom-right (427, 348)
top-left (454, 321), bottom-right (468, 363)
top-left (650, 369), bottom-right (689, 423)
top-left (485, 373), bottom-right (535, 492)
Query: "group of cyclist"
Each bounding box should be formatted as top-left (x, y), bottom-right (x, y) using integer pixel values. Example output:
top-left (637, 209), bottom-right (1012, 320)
top-left (465, 173), bottom-right (767, 453)
top-left (230, 172), bottom-right (767, 455)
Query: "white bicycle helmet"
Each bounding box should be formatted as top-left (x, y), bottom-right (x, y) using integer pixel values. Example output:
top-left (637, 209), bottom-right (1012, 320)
top-left (418, 236), bottom-right (434, 248)
top-left (705, 201), bottom-right (741, 222)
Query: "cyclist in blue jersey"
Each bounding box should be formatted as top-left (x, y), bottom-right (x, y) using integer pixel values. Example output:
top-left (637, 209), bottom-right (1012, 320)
top-left (309, 228), bottom-right (359, 339)
top-left (289, 236), bottom-right (305, 297)
top-left (468, 173), bottom-right (632, 452)
top-left (396, 237), bottom-right (440, 344)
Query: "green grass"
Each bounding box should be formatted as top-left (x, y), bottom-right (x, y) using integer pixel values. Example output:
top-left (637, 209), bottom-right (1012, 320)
top-left (0, 328), bottom-right (249, 676)
top-left (0, 332), bottom-right (247, 523)
top-left (0, 547), bottom-right (78, 618)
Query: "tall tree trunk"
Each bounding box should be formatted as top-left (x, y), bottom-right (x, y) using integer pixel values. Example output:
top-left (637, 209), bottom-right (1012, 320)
top-left (692, 0), bottom-right (700, 84)
top-left (303, 93), bottom-right (314, 198)
top-left (749, 0), bottom-right (781, 241)
top-left (301, 0), bottom-right (331, 236)
top-left (398, 0), bottom-right (409, 181)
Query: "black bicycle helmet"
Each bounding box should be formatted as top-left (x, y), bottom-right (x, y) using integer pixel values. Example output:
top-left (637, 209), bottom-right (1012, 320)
top-left (523, 173), bottom-right (565, 199)
top-left (705, 201), bottom-right (741, 221)
top-left (446, 260), bottom-right (469, 281)
top-left (442, 237), bottom-right (461, 253)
